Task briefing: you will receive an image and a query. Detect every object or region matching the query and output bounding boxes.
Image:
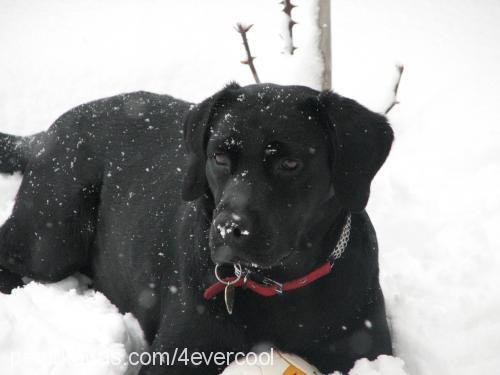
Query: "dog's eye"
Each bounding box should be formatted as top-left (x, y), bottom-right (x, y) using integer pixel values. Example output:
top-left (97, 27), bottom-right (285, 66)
top-left (213, 152), bottom-right (230, 166)
top-left (279, 159), bottom-right (301, 171)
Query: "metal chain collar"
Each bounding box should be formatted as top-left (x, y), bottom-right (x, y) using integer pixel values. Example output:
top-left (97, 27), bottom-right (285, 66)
top-left (328, 212), bottom-right (352, 262)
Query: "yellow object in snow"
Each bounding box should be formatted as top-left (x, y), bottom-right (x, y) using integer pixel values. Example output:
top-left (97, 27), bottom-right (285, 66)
top-left (282, 364), bottom-right (307, 375)
top-left (220, 349), bottom-right (322, 374)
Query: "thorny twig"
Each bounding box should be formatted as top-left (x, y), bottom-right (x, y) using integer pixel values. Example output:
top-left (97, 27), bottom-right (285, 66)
top-left (235, 23), bottom-right (261, 84)
top-left (281, 0), bottom-right (297, 54)
top-left (385, 64), bottom-right (405, 114)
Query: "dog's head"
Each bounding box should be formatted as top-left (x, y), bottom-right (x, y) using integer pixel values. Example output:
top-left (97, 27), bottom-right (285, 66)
top-left (182, 83), bottom-right (393, 269)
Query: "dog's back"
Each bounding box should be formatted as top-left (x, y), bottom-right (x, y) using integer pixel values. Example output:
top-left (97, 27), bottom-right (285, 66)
top-left (0, 91), bottom-right (192, 340)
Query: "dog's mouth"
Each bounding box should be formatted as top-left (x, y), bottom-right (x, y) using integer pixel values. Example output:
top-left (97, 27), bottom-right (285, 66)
top-left (209, 216), bottom-right (300, 272)
top-left (211, 244), bottom-right (297, 272)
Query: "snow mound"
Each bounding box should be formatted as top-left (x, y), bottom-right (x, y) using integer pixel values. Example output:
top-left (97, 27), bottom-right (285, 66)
top-left (0, 173), bottom-right (21, 226)
top-left (345, 355), bottom-right (408, 375)
top-left (0, 276), bottom-right (146, 375)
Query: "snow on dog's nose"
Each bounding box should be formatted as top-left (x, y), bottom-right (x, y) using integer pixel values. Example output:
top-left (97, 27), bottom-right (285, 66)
top-left (211, 212), bottom-right (251, 264)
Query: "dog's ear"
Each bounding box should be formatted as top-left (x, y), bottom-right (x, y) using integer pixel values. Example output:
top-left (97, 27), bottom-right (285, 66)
top-left (318, 91), bottom-right (394, 212)
top-left (182, 82), bottom-right (240, 201)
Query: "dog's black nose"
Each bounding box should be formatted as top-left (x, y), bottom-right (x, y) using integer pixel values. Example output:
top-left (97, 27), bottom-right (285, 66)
top-left (211, 212), bottom-right (255, 264)
top-left (213, 212), bottom-right (251, 244)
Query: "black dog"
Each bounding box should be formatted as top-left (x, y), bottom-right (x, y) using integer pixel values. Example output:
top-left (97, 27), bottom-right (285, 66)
top-left (0, 83), bottom-right (393, 374)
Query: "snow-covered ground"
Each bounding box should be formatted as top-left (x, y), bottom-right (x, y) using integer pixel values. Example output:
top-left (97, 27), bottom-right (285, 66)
top-left (1, 0), bottom-right (499, 374)
top-left (0, 275), bottom-right (146, 374)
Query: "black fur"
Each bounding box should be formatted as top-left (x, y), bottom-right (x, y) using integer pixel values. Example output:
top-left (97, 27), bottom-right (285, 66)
top-left (0, 83), bottom-right (393, 374)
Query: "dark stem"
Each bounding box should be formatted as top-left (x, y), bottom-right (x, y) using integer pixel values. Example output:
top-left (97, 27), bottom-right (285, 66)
top-left (235, 23), bottom-right (261, 84)
top-left (281, 0), bottom-right (297, 54)
top-left (385, 64), bottom-right (405, 114)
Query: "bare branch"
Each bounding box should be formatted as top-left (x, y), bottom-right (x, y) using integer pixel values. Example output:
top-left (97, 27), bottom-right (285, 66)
top-left (235, 23), bottom-right (261, 84)
top-left (385, 64), bottom-right (404, 114)
top-left (281, 0), bottom-right (297, 54)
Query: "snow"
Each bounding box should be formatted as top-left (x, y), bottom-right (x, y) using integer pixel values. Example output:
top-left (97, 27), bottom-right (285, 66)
top-left (0, 275), bottom-right (146, 375)
top-left (346, 356), bottom-right (408, 375)
top-left (0, 174), bottom-right (20, 226)
top-left (332, 1), bottom-right (500, 374)
top-left (0, 0), bottom-right (323, 137)
top-left (1, 0), bottom-right (500, 374)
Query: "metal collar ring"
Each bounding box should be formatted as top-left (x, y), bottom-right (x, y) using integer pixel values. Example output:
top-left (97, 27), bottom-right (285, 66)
top-left (214, 263), bottom-right (242, 285)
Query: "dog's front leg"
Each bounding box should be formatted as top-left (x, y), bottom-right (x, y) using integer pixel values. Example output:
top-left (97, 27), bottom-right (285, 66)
top-left (137, 352), bottom-right (223, 375)
top-left (137, 339), bottom-right (237, 375)
top-left (138, 303), bottom-right (246, 375)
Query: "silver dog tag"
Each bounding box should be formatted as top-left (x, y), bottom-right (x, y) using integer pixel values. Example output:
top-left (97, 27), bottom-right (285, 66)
top-left (224, 284), bottom-right (235, 315)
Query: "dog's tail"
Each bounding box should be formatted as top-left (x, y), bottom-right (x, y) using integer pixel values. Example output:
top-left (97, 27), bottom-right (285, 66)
top-left (0, 132), bottom-right (34, 174)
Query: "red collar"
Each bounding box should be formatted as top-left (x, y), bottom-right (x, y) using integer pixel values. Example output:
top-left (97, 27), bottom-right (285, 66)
top-left (203, 212), bottom-right (351, 301)
top-left (203, 261), bottom-right (333, 300)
